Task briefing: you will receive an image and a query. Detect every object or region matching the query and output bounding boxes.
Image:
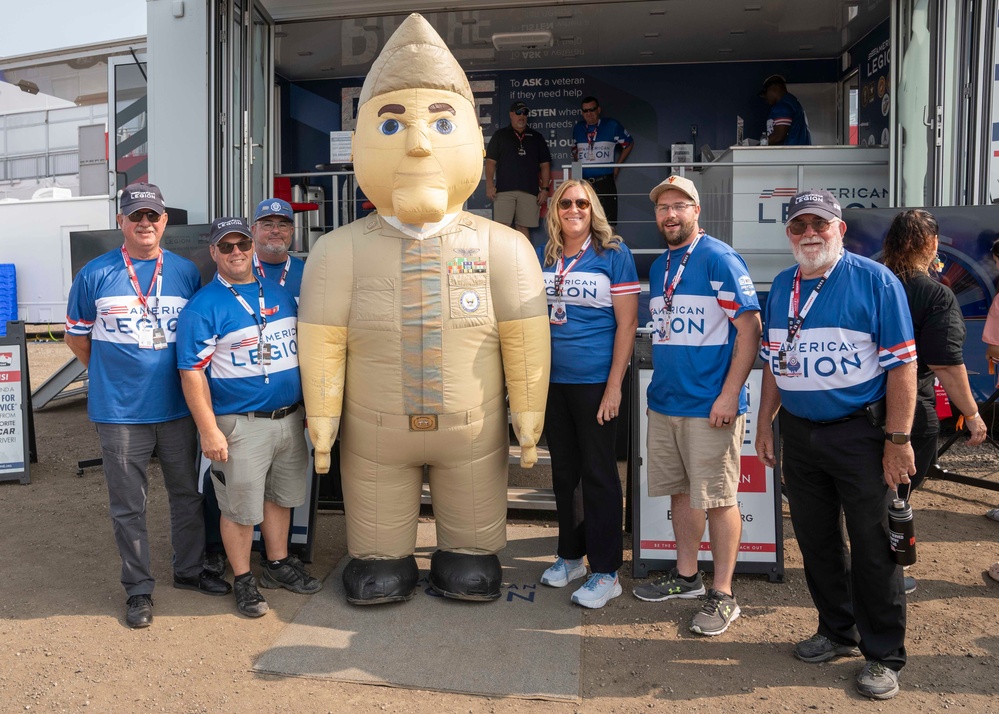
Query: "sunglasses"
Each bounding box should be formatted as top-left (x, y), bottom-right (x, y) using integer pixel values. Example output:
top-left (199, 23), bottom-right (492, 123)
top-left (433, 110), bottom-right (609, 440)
top-left (126, 211), bottom-right (165, 223)
top-left (215, 238), bottom-right (254, 254)
top-left (513, 109), bottom-right (530, 116)
top-left (558, 198), bottom-right (591, 210)
top-left (581, 107), bottom-right (598, 114)
top-left (787, 218), bottom-right (837, 235)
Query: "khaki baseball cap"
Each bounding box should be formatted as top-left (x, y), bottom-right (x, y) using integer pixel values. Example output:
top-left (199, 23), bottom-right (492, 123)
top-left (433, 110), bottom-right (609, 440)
top-left (649, 175), bottom-right (700, 206)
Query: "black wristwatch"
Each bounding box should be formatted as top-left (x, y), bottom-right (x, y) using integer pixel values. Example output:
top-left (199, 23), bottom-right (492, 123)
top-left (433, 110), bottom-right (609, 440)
top-left (884, 432), bottom-right (911, 445)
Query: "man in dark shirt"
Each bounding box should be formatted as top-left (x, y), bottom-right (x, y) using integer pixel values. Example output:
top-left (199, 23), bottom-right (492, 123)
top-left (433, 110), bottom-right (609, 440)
top-left (760, 75), bottom-right (812, 146)
top-left (485, 101), bottom-right (552, 238)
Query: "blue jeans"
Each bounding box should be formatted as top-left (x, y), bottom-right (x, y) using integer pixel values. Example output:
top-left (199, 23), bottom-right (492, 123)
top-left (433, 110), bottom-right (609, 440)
top-left (95, 417), bottom-right (205, 596)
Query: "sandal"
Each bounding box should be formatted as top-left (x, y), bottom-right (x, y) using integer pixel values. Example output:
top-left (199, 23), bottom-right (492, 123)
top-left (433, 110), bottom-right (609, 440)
top-left (986, 508), bottom-right (999, 522)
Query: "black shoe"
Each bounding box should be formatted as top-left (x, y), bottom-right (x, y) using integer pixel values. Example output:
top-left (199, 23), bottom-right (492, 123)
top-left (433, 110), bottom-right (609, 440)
top-left (233, 576), bottom-right (269, 618)
top-left (125, 594), bottom-right (153, 629)
top-left (174, 570), bottom-right (232, 596)
top-left (203, 551), bottom-right (227, 578)
top-left (260, 555), bottom-right (323, 594)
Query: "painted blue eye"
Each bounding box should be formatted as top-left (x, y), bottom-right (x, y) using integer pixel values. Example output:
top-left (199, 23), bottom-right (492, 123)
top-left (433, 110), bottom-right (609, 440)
top-left (379, 119), bottom-right (401, 135)
top-left (433, 118), bottom-right (454, 135)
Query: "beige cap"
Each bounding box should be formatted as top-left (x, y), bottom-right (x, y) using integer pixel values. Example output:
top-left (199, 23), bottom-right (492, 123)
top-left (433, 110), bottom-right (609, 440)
top-left (358, 13), bottom-right (474, 107)
top-left (649, 175), bottom-right (700, 206)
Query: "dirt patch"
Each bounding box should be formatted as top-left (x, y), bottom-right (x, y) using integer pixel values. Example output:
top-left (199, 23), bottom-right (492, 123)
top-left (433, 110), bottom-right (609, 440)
top-left (2, 337), bottom-right (997, 712)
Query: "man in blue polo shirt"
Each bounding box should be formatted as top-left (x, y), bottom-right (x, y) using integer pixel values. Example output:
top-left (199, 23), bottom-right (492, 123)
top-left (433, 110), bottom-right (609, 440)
top-left (250, 198), bottom-right (306, 301)
top-left (632, 175), bottom-right (761, 637)
top-left (572, 96), bottom-right (634, 225)
top-left (177, 217), bottom-right (321, 619)
top-left (65, 182), bottom-right (230, 629)
top-left (755, 190), bottom-right (916, 700)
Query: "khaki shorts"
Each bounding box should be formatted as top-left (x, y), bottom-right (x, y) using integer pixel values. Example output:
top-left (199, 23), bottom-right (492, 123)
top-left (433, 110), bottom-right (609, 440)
top-left (210, 411), bottom-right (309, 525)
top-left (493, 190), bottom-right (540, 228)
top-left (646, 409), bottom-right (744, 510)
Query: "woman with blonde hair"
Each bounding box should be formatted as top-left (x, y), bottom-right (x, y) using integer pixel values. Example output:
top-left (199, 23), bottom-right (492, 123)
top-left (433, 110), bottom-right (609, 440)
top-left (536, 179), bottom-right (639, 608)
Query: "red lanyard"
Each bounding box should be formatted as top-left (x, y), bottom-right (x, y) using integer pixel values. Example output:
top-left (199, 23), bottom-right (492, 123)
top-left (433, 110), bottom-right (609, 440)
top-left (253, 254), bottom-right (290, 287)
top-left (784, 252), bottom-right (842, 348)
top-left (120, 246), bottom-right (163, 319)
top-left (554, 237), bottom-right (591, 295)
top-left (661, 233), bottom-right (702, 315)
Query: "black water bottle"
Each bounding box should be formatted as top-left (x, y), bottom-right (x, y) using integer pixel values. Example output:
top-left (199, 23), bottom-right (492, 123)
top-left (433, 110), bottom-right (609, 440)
top-left (888, 498), bottom-right (916, 566)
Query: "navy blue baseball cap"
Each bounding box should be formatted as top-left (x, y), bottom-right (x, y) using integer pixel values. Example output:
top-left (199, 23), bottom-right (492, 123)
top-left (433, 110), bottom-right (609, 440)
top-left (785, 190), bottom-right (842, 223)
top-left (253, 198), bottom-right (294, 222)
top-left (209, 217), bottom-right (253, 245)
top-left (119, 182), bottom-right (166, 215)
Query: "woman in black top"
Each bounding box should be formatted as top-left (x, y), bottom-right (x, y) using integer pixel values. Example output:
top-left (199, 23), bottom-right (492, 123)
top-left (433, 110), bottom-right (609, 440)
top-left (882, 209), bottom-right (987, 483)
top-left (882, 210), bottom-right (987, 592)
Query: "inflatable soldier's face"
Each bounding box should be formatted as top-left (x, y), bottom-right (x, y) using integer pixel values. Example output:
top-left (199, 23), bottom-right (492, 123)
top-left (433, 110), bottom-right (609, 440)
top-left (353, 87), bottom-right (482, 225)
top-left (352, 13), bottom-right (483, 225)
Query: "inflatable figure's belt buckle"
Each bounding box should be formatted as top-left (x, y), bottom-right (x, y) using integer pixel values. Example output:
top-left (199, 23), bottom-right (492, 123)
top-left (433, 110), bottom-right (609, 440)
top-left (409, 414), bottom-right (438, 431)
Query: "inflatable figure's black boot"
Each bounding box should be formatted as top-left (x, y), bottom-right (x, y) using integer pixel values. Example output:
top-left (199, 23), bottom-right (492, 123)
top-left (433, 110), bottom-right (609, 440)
top-left (429, 550), bottom-right (502, 601)
top-left (342, 556), bottom-right (419, 605)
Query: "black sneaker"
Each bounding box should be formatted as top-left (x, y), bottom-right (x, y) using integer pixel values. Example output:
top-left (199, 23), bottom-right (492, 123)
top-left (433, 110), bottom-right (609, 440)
top-left (233, 577), bottom-right (269, 618)
top-left (203, 551), bottom-right (227, 578)
top-left (260, 555), bottom-right (323, 594)
top-left (125, 594), bottom-right (153, 629)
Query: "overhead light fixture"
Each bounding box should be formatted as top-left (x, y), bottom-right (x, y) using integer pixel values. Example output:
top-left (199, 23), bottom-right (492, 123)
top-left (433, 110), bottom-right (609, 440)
top-left (640, 51), bottom-right (654, 56)
top-left (645, 32), bottom-right (661, 38)
top-left (799, 45), bottom-right (813, 51)
top-left (718, 48), bottom-right (733, 53)
top-left (17, 80), bottom-right (40, 95)
top-left (297, 50), bottom-right (313, 57)
top-left (649, 9), bottom-right (666, 15)
top-left (730, 29), bottom-right (746, 35)
top-left (491, 31), bottom-right (554, 52)
top-left (744, 4), bottom-right (762, 10)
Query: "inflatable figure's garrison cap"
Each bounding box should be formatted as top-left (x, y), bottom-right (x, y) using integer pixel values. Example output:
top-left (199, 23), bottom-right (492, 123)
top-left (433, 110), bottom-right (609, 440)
top-left (358, 13), bottom-right (474, 107)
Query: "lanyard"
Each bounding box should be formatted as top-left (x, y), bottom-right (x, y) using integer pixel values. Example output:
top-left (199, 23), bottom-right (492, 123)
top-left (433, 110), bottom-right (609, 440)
top-left (120, 246), bottom-right (163, 322)
top-left (554, 237), bottom-right (591, 296)
top-left (661, 233), bottom-right (702, 316)
top-left (783, 251), bottom-right (842, 350)
top-left (253, 254), bottom-right (290, 287)
top-left (217, 274), bottom-right (270, 383)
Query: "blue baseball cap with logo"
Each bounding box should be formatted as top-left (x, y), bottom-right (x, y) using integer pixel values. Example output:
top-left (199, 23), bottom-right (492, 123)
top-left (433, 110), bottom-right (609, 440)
top-left (120, 182), bottom-right (166, 215)
top-left (253, 198), bottom-right (294, 222)
top-left (209, 217), bottom-right (253, 245)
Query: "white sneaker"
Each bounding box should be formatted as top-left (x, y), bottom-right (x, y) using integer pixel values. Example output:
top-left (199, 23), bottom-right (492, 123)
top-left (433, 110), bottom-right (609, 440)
top-left (540, 556), bottom-right (586, 588)
top-left (571, 572), bottom-right (622, 609)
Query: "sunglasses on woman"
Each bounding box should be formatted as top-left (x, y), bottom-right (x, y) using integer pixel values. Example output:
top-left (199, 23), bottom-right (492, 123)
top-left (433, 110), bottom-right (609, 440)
top-left (557, 198), bottom-right (591, 210)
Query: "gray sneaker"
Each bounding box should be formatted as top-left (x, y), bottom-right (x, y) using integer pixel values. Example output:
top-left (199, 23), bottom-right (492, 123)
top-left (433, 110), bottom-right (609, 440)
top-left (856, 661), bottom-right (900, 700)
top-left (260, 555), bottom-right (323, 594)
top-left (794, 633), bottom-right (861, 663)
top-left (633, 567), bottom-right (706, 602)
top-left (689, 588), bottom-right (740, 636)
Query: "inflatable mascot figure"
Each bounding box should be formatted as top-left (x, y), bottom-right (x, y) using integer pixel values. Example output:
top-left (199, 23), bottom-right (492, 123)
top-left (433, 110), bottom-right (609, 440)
top-left (298, 13), bottom-right (550, 604)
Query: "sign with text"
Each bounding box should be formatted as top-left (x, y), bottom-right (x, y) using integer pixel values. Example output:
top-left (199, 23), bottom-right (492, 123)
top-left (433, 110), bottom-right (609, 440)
top-left (632, 367), bottom-right (783, 581)
top-left (0, 322), bottom-right (31, 484)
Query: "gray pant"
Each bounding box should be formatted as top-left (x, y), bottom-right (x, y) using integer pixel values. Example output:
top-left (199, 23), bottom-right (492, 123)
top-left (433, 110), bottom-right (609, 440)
top-left (95, 417), bottom-right (205, 597)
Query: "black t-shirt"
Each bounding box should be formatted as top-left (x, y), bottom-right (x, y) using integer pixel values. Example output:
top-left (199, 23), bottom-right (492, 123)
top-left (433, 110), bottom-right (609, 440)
top-left (485, 125), bottom-right (552, 194)
top-left (902, 272), bottom-right (966, 435)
